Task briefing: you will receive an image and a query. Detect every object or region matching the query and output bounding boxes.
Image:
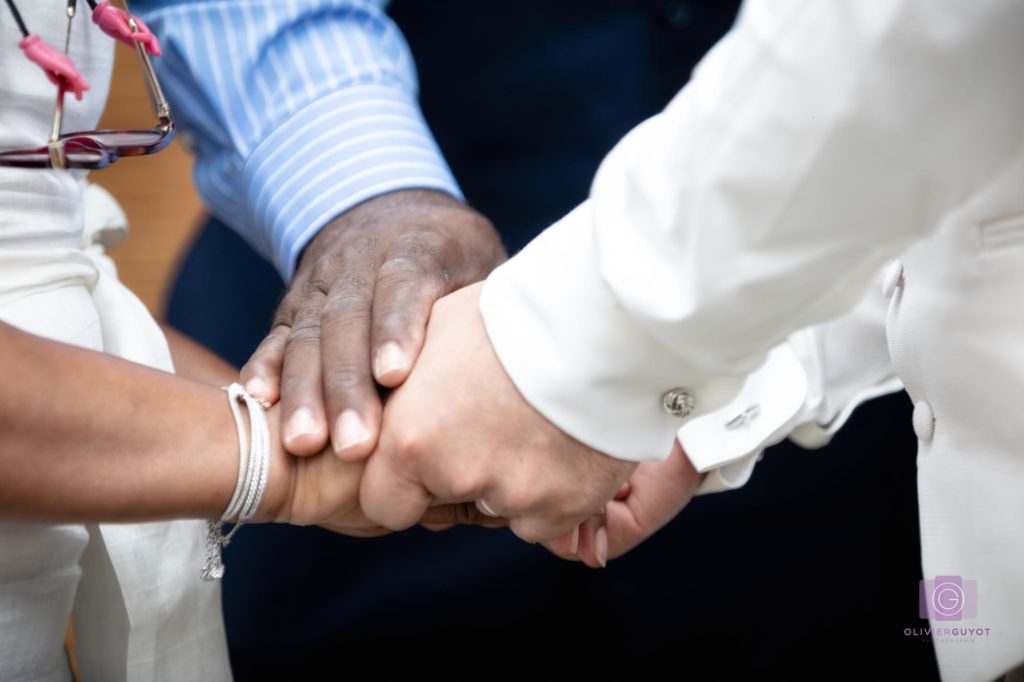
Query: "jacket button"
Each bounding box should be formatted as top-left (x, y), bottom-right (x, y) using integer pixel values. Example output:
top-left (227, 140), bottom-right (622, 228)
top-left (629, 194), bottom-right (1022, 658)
top-left (662, 388), bottom-right (695, 418)
top-left (912, 400), bottom-right (935, 443)
top-left (882, 260), bottom-right (905, 298)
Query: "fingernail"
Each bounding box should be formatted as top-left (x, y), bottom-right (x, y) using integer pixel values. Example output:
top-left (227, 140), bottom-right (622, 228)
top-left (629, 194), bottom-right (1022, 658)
top-left (374, 342), bottom-right (407, 380)
top-left (245, 377), bottom-right (269, 399)
top-left (595, 526), bottom-right (608, 568)
top-left (570, 525), bottom-right (580, 555)
top-left (332, 409), bottom-right (370, 456)
top-left (284, 407), bottom-right (318, 446)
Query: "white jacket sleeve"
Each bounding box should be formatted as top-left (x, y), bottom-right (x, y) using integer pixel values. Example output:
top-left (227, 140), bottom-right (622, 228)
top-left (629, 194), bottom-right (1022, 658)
top-left (683, 266), bottom-right (900, 494)
top-left (479, 0), bottom-right (1024, 465)
top-left (786, 265), bottom-right (904, 449)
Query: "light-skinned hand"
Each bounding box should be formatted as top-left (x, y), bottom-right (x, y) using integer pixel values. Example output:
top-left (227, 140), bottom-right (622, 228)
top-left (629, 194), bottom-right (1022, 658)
top-left (545, 441), bottom-right (705, 567)
top-left (359, 282), bottom-right (637, 544)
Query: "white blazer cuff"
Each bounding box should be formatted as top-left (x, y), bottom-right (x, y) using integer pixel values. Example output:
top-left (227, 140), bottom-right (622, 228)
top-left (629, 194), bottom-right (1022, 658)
top-left (681, 342), bottom-right (809, 494)
top-left (789, 376), bottom-right (904, 449)
top-left (480, 202), bottom-right (745, 463)
top-left (695, 453), bottom-right (762, 495)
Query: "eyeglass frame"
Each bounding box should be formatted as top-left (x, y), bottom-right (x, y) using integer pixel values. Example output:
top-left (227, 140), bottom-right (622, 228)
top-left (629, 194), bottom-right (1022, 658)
top-left (0, 2), bottom-right (175, 170)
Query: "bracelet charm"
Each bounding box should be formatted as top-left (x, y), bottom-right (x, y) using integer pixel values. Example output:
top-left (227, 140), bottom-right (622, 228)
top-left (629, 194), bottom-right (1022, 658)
top-left (202, 383), bottom-right (270, 581)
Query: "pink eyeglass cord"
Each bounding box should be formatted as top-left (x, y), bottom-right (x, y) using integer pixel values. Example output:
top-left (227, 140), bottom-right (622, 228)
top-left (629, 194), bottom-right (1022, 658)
top-left (18, 2), bottom-right (160, 103)
top-left (91, 1), bottom-right (161, 56)
top-left (19, 34), bottom-right (89, 100)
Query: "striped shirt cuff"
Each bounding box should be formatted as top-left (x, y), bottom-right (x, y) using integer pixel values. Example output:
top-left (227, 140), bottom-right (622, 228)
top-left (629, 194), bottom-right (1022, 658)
top-left (243, 84), bottom-right (463, 280)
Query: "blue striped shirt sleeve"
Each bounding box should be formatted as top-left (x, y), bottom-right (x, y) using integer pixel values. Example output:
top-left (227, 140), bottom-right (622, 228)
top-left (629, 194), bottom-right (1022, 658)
top-left (132, 0), bottom-right (462, 280)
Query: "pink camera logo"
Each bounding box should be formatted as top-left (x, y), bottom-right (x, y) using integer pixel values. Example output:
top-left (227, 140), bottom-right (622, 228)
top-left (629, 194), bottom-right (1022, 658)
top-left (920, 576), bottom-right (977, 621)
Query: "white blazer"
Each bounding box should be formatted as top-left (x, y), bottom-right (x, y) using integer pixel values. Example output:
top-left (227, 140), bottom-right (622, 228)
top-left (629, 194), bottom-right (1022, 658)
top-left (480, 1), bottom-right (1024, 679)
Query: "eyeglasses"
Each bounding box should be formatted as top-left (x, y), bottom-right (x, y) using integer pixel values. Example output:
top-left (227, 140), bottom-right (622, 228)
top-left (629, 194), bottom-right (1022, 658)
top-left (0, 0), bottom-right (174, 170)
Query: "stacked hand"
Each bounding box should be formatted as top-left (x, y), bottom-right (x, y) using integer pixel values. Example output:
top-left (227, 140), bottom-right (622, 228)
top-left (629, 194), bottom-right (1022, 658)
top-left (247, 190), bottom-right (700, 560)
top-left (359, 284), bottom-right (702, 557)
top-left (257, 404), bottom-right (504, 536)
top-left (243, 189), bottom-right (507, 535)
top-left (358, 283), bottom-right (637, 544)
top-left (241, 189), bottom-right (506, 460)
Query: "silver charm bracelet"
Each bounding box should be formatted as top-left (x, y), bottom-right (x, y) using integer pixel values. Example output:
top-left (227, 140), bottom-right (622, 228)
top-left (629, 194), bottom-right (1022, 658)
top-left (202, 383), bottom-right (271, 581)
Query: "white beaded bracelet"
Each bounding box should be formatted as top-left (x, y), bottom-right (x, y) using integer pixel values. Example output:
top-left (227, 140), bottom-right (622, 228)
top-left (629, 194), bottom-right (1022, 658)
top-left (202, 383), bottom-right (271, 581)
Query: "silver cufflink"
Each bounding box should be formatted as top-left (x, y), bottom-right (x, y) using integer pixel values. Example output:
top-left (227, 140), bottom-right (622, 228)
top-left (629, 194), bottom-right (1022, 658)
top-left (725, 404), bottom-right (761, 430)
top-left (662, 388), bottom-right (695, 418)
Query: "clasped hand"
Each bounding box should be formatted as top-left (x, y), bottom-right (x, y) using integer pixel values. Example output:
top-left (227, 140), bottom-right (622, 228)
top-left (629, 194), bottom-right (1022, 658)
top-left (265, 282), bottom-right (703, 566)
top-left (247, 190), bottom-right (703, 563)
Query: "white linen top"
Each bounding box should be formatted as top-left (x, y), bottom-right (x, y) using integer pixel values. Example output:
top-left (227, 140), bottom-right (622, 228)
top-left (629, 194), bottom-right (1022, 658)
top-left (0, 5), bottom-right (229, 681)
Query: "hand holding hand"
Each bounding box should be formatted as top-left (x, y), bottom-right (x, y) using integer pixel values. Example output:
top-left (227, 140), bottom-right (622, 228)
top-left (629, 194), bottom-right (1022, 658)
top-left (359, 282), bottom-right (637, 543)
top-left (546, 441), bottom-right (705, 567)
top-left (256, 405), bottom-right (504, 537)
top-left (241, 190), bottom-right (505, 460)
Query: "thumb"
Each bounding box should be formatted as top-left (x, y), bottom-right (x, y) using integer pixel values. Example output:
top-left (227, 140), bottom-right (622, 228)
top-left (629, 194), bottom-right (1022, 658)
top-left (577, 440), bottom-right (702, 568)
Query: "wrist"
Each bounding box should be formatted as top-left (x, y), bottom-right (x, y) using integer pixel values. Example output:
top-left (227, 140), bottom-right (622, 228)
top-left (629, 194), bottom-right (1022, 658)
top-left (252, 404), bottom-right (295, 523)
top-left (299, 190), bottom-right (452, 262)
top-left (298, 189), bottom-right (503, 277)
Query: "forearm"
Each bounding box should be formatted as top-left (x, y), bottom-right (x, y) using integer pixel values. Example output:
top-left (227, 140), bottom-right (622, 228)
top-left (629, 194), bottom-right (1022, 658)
top-left (0, 321), bottom-right (283, 523)
top-left (162, 323), bottom-right (238, 386)
top-left (481, 0), bottom-right (1024, 462)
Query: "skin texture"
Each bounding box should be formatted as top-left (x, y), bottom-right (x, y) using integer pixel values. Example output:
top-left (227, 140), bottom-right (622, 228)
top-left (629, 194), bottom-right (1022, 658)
top-left (0, 320), bottom-right (497, 531)
top-left (239, 189), bottom-right (506, 461)
top-left (360, 282), bottom-right (638, 544)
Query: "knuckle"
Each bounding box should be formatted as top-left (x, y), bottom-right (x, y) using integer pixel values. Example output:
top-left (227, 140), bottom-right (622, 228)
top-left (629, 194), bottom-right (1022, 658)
top-left (306, 249), bottom-right (348, 293)
top-left (262, 331), bottom-right (289, 351)
top-left (566, 495), bottom-right (603, 524)
top-left (393, 224), bottom-right (448, 251)
top-left (322, 366), bottom-right (368, 394)
top-left (372, 309), bottom-right (417, 340)
top-left (321, 306), bottom-right (372, 342)
top-left (335, 268), bottom-right (374, 293)
top-left (243, 355), bottom-right (274, 378)
top-left (386, 238), bottom-right (450, 275)
top-left (378, 254), bottom-right (431, 280)
top-left (249, 336), bottom-right (287, 366)
top-left (267, 323), bottom-right (292, 339)
top-left (446, 472), bottom-right (480, 501)
top-left (352, 232), bottom-right (388, 260)
top-left (285, 321), bottom-right (321, 349)
top-left (500, 485), bottom-right (536, 515)
top-left (275, 286), bottom-right (305, 313)
top-left (278, 287), bottom-right (325, 321)
top-left (322, 287), bottom-right (373, 322)
top-left (271, 306), bottom-right (296, 329)
top-left (390, 428), bottom-right (425, 468)
top-left (278, 372), bottom-right (316, 399)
